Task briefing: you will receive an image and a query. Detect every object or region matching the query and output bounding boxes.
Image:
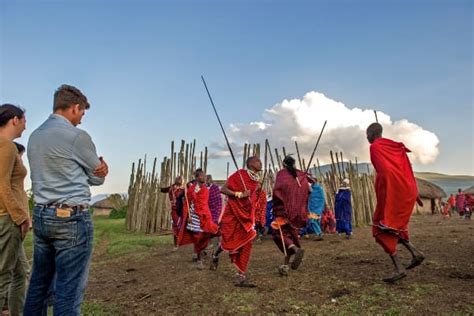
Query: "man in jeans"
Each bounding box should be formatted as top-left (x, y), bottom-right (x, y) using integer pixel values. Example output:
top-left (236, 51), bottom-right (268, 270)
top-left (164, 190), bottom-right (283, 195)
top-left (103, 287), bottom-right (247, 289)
top-left (25, 85), bottom-right (108, 315)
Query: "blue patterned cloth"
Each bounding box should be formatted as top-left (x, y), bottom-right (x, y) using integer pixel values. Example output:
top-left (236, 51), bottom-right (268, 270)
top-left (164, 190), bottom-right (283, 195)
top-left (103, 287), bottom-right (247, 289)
top-left (335, 188), bottom-right (352, 235)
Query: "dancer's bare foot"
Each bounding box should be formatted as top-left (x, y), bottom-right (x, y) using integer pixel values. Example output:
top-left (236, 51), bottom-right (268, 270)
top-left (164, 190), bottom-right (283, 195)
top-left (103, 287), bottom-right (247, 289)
top-left (406, 255), bottom-right (425, 270)
top-left (383, 271), bottom-right (407, 283)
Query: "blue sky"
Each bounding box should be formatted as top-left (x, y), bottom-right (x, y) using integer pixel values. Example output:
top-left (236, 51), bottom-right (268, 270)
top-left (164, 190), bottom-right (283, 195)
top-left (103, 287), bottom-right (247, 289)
top-left (1, 0), bottom-right (472, 195)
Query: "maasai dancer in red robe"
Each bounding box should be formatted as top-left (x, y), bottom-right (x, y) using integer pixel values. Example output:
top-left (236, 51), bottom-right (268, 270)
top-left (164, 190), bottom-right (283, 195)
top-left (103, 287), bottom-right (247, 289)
top-left (178, 169), bottom-right (218, 270)
top-left (464, 193), bottom-right (473, 220)
top-left (367, 123), bottom-right (425, 283)
top-left (160, 176), bottom-right (185, 251)
top-left (209, 156), bottom-right (262, 287)
top-left (447, 194), bottom-right (456, 214)
top-left (272, 155), bottom-right (309, 276)
top-left (456, 189), bottom-right (466, 216)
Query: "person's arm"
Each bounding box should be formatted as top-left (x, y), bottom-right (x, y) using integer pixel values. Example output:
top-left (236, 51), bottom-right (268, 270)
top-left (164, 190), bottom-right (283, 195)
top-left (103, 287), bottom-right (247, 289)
top-left (0, 143), bottom-right (28, 225)
top-left (221, 182), bottom-right (249, 198)
top-left (160, 186), bottom-right (171, 193)
top-left (220, 171), bottom-right (250, 198)
top-left (72, 131), bottom-right (105, 186)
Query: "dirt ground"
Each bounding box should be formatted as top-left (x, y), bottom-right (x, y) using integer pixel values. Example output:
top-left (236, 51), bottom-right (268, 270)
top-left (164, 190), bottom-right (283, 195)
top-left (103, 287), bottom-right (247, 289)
top-left (86, 215), bottom-right (473, 315)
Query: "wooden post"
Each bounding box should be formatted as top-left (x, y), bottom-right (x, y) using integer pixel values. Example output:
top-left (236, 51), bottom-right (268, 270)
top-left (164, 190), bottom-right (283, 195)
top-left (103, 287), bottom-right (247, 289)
top-left (275, 148), bottom-right (282, 169)
top-left (340, 152), bottom-right (345, 179)
top-left (200, 151), bottom-right (203, 169)
top-left (267, 140), bottom-right (277, 172)
top-left (243, 143), bottom-right (248, 168)
top-left (204, 147), bottom-right (208, 174)
top-left (295, 141), bottom-right (303, 170)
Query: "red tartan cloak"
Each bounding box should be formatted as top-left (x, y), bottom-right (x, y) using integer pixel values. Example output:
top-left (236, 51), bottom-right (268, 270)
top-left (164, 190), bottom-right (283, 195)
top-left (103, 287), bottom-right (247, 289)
top-left (272, 169), bottom-right (309, 229)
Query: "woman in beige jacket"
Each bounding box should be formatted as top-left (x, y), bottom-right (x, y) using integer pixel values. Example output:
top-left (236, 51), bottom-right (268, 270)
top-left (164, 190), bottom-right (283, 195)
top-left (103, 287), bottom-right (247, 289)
top-left (0, 104), bottom-right (30, 316)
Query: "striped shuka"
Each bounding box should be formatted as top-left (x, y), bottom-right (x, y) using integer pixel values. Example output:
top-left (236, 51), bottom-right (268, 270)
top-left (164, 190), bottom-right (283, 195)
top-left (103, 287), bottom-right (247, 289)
top-left (178, 183), bottom-right (218, 253)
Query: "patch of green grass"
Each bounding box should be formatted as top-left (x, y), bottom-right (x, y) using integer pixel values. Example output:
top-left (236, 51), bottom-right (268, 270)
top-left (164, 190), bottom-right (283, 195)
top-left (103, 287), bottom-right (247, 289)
top-left (319, 282), bottom-right (442, 315)
top-left (25, 216), bottom-right (173, 259)
top-left (461, 304), bottom-right (474, 314)
top-left (221, 291), bottom-right (259, 313)
top-left (285, 297), bottom-right (319, 314)
top-left (335, 251), bottom-right (355, 259)
top-left (81, 301), bottom-right (120, 315)
top-left (93, 216), bottom-right (172, 257)
top-left (46, 302), bottom-right (119, 316)
top-left (408, 283), bottom-right (438, 296)
top-left (23, 232), bottom-right (33, 259)
top-left (319, 284), bottom-right (415, 315)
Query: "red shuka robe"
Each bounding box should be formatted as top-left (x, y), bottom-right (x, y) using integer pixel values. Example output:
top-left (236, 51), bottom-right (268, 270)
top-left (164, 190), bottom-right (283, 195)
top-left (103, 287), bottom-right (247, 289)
top-left (160, 185), bottom-right (185, 236)
top-left (220, 169), bottom-right (259, 273)
top-left (178, 183), bottom-right (218, 247)
top-left (169, 186), bottom-right (184, 235)
top-left (370, 138), bottom-right (418, 255)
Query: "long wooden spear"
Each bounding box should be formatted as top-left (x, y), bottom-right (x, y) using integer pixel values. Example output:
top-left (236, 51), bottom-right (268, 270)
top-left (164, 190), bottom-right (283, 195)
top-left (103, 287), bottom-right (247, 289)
top-left (305, 120), bottom-right (327, 173)
top-left (201, 75), bottom-right (248, 190)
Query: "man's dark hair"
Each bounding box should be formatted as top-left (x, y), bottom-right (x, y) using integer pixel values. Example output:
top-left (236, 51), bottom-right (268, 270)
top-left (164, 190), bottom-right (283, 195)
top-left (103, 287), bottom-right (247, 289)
top-left (195, 168), bottom-right (204, 178)
top-left (0, 104), bottom-right (25, 127)
top-left (283, 155), bottom-right (297, 178)
top-left (367, 122), bottom-right (383, 138)
top-left (53, 84), bottom-right (90, 112)
top-left (14, 142), bottom-right (25, 154)
top-left (246, 156), bottom-right (258, 169)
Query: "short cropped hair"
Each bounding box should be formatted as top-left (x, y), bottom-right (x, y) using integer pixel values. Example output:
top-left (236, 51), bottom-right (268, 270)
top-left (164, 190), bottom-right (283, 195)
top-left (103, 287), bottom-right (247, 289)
top-left (195, 168), bottom-right (204, 177)
top-left (367, 122), bottom-right (383, 138)
top-left (53, 84), bottom-right (90, 112)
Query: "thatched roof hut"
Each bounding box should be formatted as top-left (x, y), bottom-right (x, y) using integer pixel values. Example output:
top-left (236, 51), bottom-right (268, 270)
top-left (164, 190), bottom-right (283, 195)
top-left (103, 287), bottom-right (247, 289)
top-left (416, 178), bottom-right (447, 199)
top-left (92, 198), bottom-right (114, 209)
top-left (463, 186), bottom-right (474, 195)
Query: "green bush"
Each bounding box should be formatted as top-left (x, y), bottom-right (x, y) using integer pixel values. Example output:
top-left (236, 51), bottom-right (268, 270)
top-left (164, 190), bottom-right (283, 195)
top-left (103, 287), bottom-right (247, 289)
top-left (108, 206), bottom-right (127, 219)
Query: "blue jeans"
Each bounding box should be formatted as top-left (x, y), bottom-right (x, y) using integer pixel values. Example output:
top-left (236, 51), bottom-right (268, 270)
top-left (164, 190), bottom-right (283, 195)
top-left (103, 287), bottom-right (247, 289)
top-left (24, 206), bottom-right (93, 316)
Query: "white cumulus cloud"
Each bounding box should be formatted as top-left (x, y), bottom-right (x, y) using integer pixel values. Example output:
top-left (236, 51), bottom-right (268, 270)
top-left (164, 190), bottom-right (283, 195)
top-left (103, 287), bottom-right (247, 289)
top-left (210, 91), bottom-right (439, 166)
